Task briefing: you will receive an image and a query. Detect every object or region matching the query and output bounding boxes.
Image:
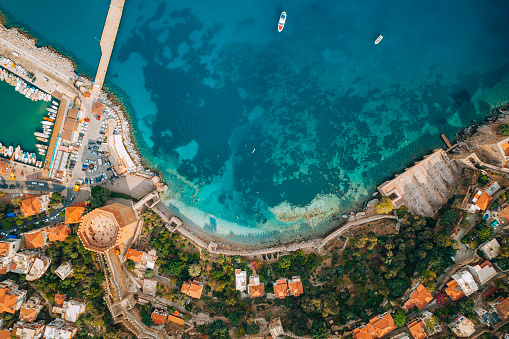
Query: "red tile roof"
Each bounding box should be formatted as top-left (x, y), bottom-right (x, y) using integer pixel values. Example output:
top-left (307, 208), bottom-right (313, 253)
top-left (125, 249), bottom-right (144, 262)
top-left (24, 230), bottom-right (46, 249)
top-left (181, 279), bottom-right (203, 299)
top-left (46, 225), bottom-right (68, 242)
top-left (20, 197), bottom-right (41, 217)
top-left (403, 284), bottom-right (433, 311)
top-left (273, 279), bottom-right (288, 299)
top-left (445, 279), bottom-right (465, 301)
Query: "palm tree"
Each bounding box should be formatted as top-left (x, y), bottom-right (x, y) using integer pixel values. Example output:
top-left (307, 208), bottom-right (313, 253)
top-left (188, 263), bottom-right (202, 277)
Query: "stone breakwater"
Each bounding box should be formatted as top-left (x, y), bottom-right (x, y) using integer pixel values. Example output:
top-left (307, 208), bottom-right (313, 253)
top-left (0, 23), bottom-right (75, 81)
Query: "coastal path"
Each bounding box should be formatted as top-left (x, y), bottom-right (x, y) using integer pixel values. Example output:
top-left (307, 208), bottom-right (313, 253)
top-left (317, 214), bottom-right (399, 252)
top-left (135, 190), bottom-right (400, 258)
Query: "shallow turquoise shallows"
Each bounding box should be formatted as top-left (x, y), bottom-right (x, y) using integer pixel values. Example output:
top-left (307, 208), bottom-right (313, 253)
top-left (2, 0), bottom-right (509, 244)
top-left (0, 77), bottom-right (50, 159)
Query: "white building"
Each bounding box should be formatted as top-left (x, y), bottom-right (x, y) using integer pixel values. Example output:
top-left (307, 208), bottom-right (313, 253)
top-left (449, 315), bottom-right (475, 337)
top-left (53, 299), bottom-right (86, 323)
top-left (0, 238), bottom-right (21, 273)
top-left (451, 270), bottom-right (479, 297)
top-left (235, 269), bottom-right (247, 291)
top-left (13, 320), bottom-right (45, 339)
top-left (467, 261), bottom-right (497, 285)
top-left (479, 238), bottom-right (501, 260)
top-left (55, 262), bottom-right (74, 280)
top-left (44, 319), bottom-right (78, 339)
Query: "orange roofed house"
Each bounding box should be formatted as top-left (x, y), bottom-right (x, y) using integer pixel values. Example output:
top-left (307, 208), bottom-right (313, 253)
top-left (273, 279), bottom-right (289, 299)
top-left (24, 230), bottom-right (47, 250)
top-left (46, 225), bottom-right (69, 243)
top-left (64, 206), bottom-right (85, 224)
top-left (469, 191), bottom-right (493, 213)
top-left (408, 319), bottom-right (427, 339)
top-left (352, 312), bottom-right (397, 339)
top-left (125, 249), bottom-right (144, 262)
top-left (248, 275), bottom-right (265, 298)
top-left (151, 308), bottom-right (169, 325)
top-left (181, 279), bottom-right (204, 299)
top-left (288, 276), bottom-right (304, 297)
top-left (0, 280), bottom-right (27, 314)
top-left (403, 284), bottom-right (433, 311)
top-left (445, 280), bottom-right (465, 301)
top-left (20, 196), bottom-right (49, 218)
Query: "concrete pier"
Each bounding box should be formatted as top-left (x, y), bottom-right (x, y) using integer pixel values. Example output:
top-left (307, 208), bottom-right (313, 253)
top-left (91, 0), bottom-right (125, 102)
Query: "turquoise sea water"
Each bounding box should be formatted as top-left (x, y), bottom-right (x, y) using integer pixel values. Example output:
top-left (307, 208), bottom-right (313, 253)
top-left (2, 1), bottom-right (509, 243)
top-left (0, 77), bottom-right (51, 160)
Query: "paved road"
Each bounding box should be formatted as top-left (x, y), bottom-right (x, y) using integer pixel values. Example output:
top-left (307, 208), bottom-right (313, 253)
top-left (0, 179), bottom-right (65, 194)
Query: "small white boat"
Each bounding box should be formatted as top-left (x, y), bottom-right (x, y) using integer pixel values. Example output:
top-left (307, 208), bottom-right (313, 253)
top-left (278, 11), bottom-right (286, 32)
top-left (34, 132), bottom-right (49, 138)
top-left (375, 35), bottom-right (383, 44)
top-left (41, 121), bottom-right (54, 126)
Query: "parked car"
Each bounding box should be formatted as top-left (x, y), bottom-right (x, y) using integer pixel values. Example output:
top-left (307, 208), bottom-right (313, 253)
top-left (9, 184), bottom-right (15, 189)
top-left (38, 182), bottom-right (44, 187)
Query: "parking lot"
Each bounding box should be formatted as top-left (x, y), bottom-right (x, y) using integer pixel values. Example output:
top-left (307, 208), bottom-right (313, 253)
top-left (70, 110), bottom-right (117, 188)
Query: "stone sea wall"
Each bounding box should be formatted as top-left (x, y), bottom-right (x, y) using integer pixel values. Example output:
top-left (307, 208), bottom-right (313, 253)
top-left (0, 23), bottom-right (75, 81)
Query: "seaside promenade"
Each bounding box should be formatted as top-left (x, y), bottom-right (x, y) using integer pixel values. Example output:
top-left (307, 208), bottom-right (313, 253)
top-left (133, 191), bottom-right (399, 257)
top-left (91, 0), bottom-right (125, 101)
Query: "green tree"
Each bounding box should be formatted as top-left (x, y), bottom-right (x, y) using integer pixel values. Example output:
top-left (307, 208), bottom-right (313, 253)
top-left (393, 309), bottom-right (406, 327)
top-left (451, 240), bottom-right (461, 250)
top-left (458, 298), bottom-right (475, 315)
top-left (228, 313), bottom-right (240, 327)
top-left (376, 197), bottom-right (393, 214)
top-left (91, 186), bottom-right (110, 198)
top-left (499, 124), bottom-right (509, 135)
top-left (182, 334), bottom-right (190, 339)
top-left (435, 234), bottom-right (452, 247)
top-left (477, 226), bottom-right (493, 242)
top-left (245, 323), bottom-right (260, 335)
top-left (210, 320), bottom-right (230, 339)
top-left (439, 209), bottom-right (460, 228)
top-left (189, 263), bottom-right (202, 277)
top-left (311, 321), bottom-right (329, 339)
top-left (50, 192), bottom-right (62, 205)
top-left (351, 234), bottom-right (368, 249)
top-left (278, 256), bottom-right (292, 271)
top-left (500, 243), bottom-right (509, 257)
top-left (172, 291), bottom-right (188, 306)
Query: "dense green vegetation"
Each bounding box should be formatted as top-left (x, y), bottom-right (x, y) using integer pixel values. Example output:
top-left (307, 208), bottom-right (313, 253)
top-left (498, 124), bottom-right (509, 135)
top-left (88, 186), bottom-right (135, 210)
top-left (36, 234), bottom-right (123, 339)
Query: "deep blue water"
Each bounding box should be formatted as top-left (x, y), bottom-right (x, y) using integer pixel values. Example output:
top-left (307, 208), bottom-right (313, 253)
top-left (2, 1), bottom-right (509, 243)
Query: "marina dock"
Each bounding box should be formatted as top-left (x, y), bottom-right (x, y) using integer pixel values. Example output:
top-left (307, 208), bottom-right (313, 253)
top-left (91, 0), bottom-right (125, 101)
top-left (42, 94), bottom-right (68, 172)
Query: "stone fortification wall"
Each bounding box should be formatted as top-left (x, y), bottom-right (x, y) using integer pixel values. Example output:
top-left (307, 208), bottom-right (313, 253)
top-left (378, 149), bottom-right (461, 217)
